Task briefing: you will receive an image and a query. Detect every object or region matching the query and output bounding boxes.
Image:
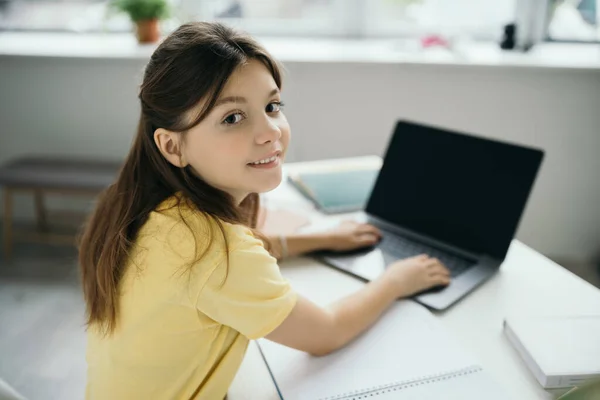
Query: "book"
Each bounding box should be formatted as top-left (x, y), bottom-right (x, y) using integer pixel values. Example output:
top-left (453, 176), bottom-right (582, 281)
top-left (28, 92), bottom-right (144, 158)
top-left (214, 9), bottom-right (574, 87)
top-left (288, 166), bottom-right (379, 214)
top-left (257, 301), bottom-right (505, 400)
top-left (504, 315), bottom-right (600, 389)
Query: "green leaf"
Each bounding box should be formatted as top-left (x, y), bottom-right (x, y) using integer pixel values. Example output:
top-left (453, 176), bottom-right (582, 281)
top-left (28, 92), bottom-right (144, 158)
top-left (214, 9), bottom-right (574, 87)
top-left (109, 0), bottom-right (170, 22)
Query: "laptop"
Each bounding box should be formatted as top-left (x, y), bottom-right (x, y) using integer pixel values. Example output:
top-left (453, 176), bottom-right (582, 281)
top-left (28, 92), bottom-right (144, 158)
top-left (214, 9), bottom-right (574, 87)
top-left (319, 120), bottom-right (544, 310)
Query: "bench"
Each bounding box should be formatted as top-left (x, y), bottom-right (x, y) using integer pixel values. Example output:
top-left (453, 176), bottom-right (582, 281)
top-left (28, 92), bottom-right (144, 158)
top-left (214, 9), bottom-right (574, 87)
top-left (0, 157), bottom-right (122, 259)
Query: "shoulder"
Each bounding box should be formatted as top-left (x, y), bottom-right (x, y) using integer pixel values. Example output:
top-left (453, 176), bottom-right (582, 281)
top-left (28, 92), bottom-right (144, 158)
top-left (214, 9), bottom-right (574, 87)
top-left (221, 221), bottom-right (265, 253)
top-left (140, 196), bottom-right (227, 264)
top-left (142, 195), bottom-right (264, 261)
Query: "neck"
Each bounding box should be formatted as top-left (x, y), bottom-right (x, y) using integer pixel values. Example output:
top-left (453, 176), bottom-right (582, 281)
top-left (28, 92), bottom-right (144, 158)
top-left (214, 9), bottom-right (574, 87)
top-left (235, 192), bottom-right (251, 206)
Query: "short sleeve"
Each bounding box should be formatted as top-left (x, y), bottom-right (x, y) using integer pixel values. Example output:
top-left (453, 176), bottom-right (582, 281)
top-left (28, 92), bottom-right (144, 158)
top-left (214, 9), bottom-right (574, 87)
top-left (196, 227), bottom-right (297, 340)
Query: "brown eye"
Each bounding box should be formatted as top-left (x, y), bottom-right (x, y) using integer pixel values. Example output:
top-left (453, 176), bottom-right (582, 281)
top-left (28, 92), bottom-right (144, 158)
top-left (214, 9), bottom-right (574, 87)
top-left (223, 113), bottom-right (243, 125)
top-left (266, 102), bottom-right (282, 113)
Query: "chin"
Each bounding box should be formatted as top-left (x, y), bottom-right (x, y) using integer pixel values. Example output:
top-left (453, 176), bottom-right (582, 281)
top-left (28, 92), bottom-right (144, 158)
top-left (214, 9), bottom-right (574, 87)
top-left (251, 176), bottom-right (282, 194)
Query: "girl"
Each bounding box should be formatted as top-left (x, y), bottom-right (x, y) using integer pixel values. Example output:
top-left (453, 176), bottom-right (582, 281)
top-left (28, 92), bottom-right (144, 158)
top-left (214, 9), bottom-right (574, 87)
top-left (79, 22), bottom-right (451, 399)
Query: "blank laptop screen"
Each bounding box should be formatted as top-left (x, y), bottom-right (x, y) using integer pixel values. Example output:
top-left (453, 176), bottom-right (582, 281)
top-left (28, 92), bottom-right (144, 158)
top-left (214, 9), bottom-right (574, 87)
top-left (366, 121), bottom-right (544, 259)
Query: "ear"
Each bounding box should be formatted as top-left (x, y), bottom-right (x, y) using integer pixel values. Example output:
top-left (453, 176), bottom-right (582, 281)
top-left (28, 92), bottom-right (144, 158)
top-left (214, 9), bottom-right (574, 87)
top-left (153, 128), bottom-right (188, 168)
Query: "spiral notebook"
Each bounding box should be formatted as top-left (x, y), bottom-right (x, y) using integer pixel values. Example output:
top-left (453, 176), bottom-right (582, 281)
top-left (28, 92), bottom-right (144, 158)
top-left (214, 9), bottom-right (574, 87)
top-left (257, 301), bottom-right (506, 400)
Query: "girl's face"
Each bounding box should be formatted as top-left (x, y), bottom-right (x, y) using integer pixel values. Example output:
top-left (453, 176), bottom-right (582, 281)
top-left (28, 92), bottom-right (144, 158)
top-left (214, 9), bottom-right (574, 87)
top-left (157, 59), bottom-right (290, 204)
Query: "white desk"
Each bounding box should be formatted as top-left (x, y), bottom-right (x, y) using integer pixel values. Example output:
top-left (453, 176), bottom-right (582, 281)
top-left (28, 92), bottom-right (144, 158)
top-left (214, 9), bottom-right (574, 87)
top-left (229, 157), bottom-right (600, 400)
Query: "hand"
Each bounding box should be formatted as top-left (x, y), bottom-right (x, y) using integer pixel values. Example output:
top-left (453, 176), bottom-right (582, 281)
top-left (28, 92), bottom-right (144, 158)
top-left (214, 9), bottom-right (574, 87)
top-left (382, 254), bottom-right (451, 298)
top-left (324, 221), bottom-right (382, 252)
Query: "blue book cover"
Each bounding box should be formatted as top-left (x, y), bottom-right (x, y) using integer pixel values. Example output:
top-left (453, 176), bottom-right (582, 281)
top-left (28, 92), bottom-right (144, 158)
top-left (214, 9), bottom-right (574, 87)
top-left (288, 167), bottom-right (379, 214)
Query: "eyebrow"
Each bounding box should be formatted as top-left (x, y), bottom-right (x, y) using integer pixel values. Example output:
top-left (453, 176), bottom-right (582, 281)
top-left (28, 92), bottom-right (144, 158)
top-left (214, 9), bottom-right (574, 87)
top-left (214, 88), bottom-right (280, 107)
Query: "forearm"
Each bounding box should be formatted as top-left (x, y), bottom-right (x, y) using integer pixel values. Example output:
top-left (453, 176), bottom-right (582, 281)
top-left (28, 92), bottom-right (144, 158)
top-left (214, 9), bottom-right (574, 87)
top-left (266, 233), bottom-right (332, 259)
top-left (266, 256), bottom-right (446, 357)
top-left (326, 274), bottom-right (399, 353)
top-left (266, 277), bottom-right (399, 357)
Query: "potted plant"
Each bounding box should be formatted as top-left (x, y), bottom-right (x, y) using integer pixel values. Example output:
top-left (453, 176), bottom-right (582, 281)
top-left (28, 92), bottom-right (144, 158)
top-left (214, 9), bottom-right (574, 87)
top-left (110, 0), bottom-right (170, 44)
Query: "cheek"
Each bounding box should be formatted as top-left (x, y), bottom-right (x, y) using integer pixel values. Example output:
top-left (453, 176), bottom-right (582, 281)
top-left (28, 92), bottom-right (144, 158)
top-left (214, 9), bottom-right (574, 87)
top-left (191, 135), bottom-right (249, 170)
top-left (279, 120), bottom-right (291, 148)
top-left (220, 136), bottom-right (250, 161)
top-left (183, 134), bottom-right (226, 175)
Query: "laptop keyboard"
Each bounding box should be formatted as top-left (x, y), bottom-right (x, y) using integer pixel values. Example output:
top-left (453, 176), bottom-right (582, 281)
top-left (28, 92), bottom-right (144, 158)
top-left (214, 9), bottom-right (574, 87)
top-left (378, 233), bottom-right (473, 277)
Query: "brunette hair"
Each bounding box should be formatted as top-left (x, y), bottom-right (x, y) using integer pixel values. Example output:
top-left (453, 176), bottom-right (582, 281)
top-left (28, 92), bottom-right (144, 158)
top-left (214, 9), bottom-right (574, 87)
top-left (78, 22), bottom-right (282, 334)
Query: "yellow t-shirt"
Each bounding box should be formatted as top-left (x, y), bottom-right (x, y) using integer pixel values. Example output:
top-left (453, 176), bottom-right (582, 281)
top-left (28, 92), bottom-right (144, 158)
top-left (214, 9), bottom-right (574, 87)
top-left (85, 196), bottom-right (297, 399)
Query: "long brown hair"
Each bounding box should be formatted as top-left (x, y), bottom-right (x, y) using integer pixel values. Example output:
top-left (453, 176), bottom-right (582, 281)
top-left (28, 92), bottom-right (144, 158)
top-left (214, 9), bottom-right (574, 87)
top-left (78, 22), bottom-right (282, 335)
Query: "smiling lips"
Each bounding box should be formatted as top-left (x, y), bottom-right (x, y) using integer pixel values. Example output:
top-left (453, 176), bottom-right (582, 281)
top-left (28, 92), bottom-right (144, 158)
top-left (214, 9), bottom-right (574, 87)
top-left (249, 154), bottom-right (278, 165)
top-left (248, 151), bottom-right (281, 169)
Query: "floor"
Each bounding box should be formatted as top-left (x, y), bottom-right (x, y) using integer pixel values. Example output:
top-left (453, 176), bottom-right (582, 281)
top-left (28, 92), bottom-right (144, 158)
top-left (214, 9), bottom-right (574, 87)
top-left (0, 243), bottom-right (86, 400)
top-left (0, 237), bottom-right (599, 400)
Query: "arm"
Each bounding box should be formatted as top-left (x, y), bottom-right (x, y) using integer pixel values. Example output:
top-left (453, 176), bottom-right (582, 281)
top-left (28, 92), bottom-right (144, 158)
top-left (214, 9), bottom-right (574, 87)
top-left (267, 232), bottom-right (334, 259)
top-left (266, 255), bottom-right (451, 356)
top-left (266, 221), bottom-right (381, 259)
top-left (266, 273), bottom-right (397, 356)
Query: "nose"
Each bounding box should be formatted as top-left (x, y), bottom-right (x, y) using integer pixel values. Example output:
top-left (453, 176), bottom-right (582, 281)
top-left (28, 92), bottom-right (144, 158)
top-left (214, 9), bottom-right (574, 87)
top-left (255, 115), bottom-right (281, 145)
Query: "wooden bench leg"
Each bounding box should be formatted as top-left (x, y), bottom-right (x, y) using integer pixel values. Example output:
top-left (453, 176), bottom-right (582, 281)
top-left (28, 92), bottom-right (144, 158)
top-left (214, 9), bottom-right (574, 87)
top-left (34, 189), bottom-right (48, 232)
top-left (3, 188), bottom-right (13, 260)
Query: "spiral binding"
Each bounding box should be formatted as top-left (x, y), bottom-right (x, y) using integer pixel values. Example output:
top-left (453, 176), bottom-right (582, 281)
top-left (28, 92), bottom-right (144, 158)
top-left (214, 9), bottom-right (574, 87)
top-left (318, 365), bottom-right (483, 400)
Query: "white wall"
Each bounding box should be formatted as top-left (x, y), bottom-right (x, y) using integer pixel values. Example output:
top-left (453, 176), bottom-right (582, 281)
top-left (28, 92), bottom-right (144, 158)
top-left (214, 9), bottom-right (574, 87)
top-left (1, 56), bottom-right (599, 262)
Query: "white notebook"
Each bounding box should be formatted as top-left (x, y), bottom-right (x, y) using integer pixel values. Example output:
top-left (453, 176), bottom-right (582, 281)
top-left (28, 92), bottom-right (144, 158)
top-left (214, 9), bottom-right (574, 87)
top-left (258, 301), bottom-right (505, 400)
top-left (504, 315), bottom-right (600, 389)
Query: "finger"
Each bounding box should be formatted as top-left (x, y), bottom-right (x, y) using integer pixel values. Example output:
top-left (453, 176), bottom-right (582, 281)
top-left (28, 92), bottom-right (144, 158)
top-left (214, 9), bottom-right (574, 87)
top-left (356, 233), bottom-right (379, 246)
top-left (425, 257), bottom-right (449, 270)
top-left (430, 268), bottom-right (451, 278)
top-left (432, 274), bottom-right (451, 286)
top-left (429, 263), bottom-right (451, 277)
top-left (356, 224), bottom-right (382, 237)
top-left (411, 254), bottom-right (429, 262)
top-left (424, 257), bottom-right (441, 268)
top-left (438, 263), bottom-right (451, 275)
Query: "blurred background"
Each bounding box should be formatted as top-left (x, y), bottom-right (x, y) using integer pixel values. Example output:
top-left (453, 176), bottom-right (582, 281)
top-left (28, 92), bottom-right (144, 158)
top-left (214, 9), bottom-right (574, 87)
top-left (0, 0), bottom-right (599, 399)
top-left (0, 0), bottom-right (598, 40)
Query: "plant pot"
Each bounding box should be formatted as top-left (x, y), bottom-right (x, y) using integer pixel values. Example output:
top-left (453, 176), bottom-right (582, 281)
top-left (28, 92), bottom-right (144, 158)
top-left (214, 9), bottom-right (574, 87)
top-left (135, 19), bottom-right (160, 44)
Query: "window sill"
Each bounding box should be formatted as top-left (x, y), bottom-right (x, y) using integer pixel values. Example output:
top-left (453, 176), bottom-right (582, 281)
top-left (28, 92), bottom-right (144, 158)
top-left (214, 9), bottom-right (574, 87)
top-left (0, 32), bottom-right (599, 72)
